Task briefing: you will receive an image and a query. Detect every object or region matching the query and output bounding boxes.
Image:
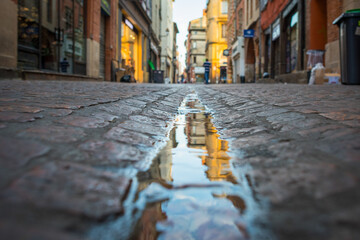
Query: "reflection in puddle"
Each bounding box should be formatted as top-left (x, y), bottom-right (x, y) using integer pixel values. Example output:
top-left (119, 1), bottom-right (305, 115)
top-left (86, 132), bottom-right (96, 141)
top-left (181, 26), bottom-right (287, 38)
top-left (89, 94), bottom-right (271, 240)
top-left (131, 94), bottom-right (252, 240)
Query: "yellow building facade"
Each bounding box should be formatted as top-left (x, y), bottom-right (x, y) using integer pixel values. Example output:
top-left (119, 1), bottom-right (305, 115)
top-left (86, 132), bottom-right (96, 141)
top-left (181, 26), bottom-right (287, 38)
top-left (205, 0), bottom-right (228, 83)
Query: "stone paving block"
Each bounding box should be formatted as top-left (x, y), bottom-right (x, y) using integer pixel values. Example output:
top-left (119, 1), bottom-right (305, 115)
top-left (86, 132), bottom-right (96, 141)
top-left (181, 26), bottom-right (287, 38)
top-left (319, 112), bottom-right (360, 121)
top-left (56, 115), bottom-right (111, 128)
top-left (2, 161), bottom-right (131, 219)
top-left (19, 126), bottom-right (86, 143)
top-left (105, 126), bottom-right (156, 147)
top-left (129, 115), bottom-right (168, 129)
top-left (122, 99), bottom-right (148, 108)
top-left (0, 220), bottom-right (84, 240)
top-left (119, 120), bottom-right (165, 136)
top-left (251, 162), bottom-right (357, 203)
top-left (99, 103), bottom-right (142, 116)
top-left (46, 109), bottom-right (73, 117)
top-left (0, 137), bottom-right (50, 169)
top-left (0, 112), bottom-right (43, 123)
top-left (142, 107), bottom-right (175, 121)
top-left (256, 108), bottom-right (288, 117)
top-left (231, 134), bottom-right (274, 149)
top-left (221, 126), bottom-right (267, 138)
top-left (266, 112), bottom-right (306, 124)
top-left (79, 140), bottom-right (146, 164)
top-left (0, 105), bottom-right (44, 113)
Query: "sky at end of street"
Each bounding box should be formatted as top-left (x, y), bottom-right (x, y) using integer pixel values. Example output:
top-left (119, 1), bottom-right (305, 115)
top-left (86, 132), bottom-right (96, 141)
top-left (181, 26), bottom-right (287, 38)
top-left (173, 0), bottom-right (207, 74)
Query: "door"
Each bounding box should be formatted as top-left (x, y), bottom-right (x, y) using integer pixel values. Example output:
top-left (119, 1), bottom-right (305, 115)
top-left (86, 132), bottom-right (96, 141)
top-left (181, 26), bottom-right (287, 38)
top-left (18, 0), bottom-right (41, 69)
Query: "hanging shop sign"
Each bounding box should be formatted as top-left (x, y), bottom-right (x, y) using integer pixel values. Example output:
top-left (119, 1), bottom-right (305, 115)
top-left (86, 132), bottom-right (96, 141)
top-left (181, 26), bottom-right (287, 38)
top-left (101, 0), bottom-right (111, 16)
top-left (291, 12), bottom-right (299, 27)
top-left (244, 29), bottom-right (255, 38)
top-left (125, 18), bottom-right (134, 31)
top-left (272, 21), bottom-right (280, 41)
top-left (223, 49), bottom-right (230, 56)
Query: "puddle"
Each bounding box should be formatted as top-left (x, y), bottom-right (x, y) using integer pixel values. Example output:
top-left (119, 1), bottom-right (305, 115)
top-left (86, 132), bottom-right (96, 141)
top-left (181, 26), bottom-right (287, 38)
top-left (89, 93), bottom-right (271, 240)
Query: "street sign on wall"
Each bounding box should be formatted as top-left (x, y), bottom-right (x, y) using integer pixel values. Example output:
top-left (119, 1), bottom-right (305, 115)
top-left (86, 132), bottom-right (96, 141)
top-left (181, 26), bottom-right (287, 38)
top-left (244, 29), bottom-right (255, 38)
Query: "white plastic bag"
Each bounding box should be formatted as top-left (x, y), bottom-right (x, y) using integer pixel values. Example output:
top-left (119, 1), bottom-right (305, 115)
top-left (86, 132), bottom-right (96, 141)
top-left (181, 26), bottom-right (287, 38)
top-left (309, 63), bottom-right (325, 85)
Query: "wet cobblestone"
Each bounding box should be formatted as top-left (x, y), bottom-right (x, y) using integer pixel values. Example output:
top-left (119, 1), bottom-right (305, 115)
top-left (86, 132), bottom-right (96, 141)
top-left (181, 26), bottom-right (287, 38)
top-left (0, 80), bottom-right (359, 239)
top-left (0, 80), bottom-right (189, 239)
top-left (195, 84), bottom-right (360, 240)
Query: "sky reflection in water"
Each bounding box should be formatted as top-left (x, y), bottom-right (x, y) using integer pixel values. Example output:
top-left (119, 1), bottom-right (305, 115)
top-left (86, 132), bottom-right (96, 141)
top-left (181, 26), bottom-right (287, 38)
top-left (134, 94), bottom-right (249, 240)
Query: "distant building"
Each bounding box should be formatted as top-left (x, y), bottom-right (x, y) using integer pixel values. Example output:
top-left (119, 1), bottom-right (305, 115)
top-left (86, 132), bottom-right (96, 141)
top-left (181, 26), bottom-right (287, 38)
top-left (173, 23), bottom-right (179, 83)
top-left (0, 0), bottom-right (173, 84)
top-left (205, 0), bottom-right (229, 83)
top-left (186, 12), bottom-right (207, 83)
top-left (160, 0), bottom-right (175, 82)
top-left (150, 0), bottom-right (163, 78)
top-left (227, 0), bottom-right (245, 83)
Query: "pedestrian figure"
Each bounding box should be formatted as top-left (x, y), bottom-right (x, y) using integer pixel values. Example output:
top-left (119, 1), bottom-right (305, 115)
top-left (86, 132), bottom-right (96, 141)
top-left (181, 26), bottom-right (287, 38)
top-left (203, 59), bottom-right (211, 84)
top-left (60, 58), bottom-right (70, 73)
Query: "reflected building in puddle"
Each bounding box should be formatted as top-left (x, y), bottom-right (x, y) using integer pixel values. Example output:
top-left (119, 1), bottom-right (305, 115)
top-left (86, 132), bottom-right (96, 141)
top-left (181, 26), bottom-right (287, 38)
top-left (132, 96), bottom-right (248, 240)
top-left (185, 100), bottom-right (235, 183)
top-left (137, 129), bottom-right (176, 192)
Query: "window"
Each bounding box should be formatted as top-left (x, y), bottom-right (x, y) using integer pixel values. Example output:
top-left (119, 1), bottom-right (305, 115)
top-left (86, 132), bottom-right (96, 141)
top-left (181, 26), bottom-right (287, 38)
top-left (193, 42), bottom-right (197, 49)
top-left (222, 24), bottom-right (226, 38)
top-left (194, 56), bottom-right (196, 63)
top-left (221, 0), bottom-right (228, 14)
top-left (65, 7), bottom-right (73, 31)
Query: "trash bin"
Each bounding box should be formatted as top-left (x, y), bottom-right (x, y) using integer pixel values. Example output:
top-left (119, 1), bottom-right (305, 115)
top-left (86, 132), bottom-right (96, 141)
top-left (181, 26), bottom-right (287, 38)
top-left (333, 10), bottom-right (360, 85)
top-left (153, 70), bottom-right (164, 83)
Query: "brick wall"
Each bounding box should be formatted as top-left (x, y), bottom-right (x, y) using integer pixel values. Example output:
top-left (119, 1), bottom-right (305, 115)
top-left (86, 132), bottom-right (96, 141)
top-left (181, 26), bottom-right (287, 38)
top-left (87, 0), bottom-right (101, 43)
top-left (343, 0), bottom-right (360, 11)
top-left (261, 0), bottom-right (289, 29)
top-left (104, 0), bottom-right (117, 81)
top-left (327, 0), bottom-right (342, 43)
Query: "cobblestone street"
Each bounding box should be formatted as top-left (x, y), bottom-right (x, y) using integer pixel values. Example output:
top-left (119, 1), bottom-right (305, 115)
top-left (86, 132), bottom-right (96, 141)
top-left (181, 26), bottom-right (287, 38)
top-left (0, 80), bottom-right (359, 240)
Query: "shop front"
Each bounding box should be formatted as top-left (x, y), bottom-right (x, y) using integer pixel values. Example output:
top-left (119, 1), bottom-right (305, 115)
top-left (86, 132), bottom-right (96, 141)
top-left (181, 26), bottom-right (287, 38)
top-left (283, 0), bottom-right (299, 73)
top-left (18, 0), bottom-right (86, 75)
top-left (271, 18), bottom-right (281, 78)
top-left (121, 17), bottom-right (138, 82)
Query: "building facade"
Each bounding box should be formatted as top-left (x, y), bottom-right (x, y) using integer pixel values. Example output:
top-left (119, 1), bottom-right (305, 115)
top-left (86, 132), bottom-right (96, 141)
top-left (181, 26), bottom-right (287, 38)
top-left (186, 13), bottom-right (207, 83)
top-left (205, 0), bottom-right (229, 83)
top-left (243, 0), bottom-right (260, 82)
top-left (119, 0), bottom-right (152, 83)
top-left (0, 0), bottom-right (165, 83)
top-left (150, 0), bottom-right (162, 80)
top-left (227, 0), bottom-right (245, 83)
top-left (160, 0), bottom-right (175, 82)
top-left (172, 23), bottom-right (179, 83)
top-left (305, 0), bottom-right (360, 74)
top-left (258, 0), bottom-right (360, 83)
top-left (0, 0), bottom-right (121, 81)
